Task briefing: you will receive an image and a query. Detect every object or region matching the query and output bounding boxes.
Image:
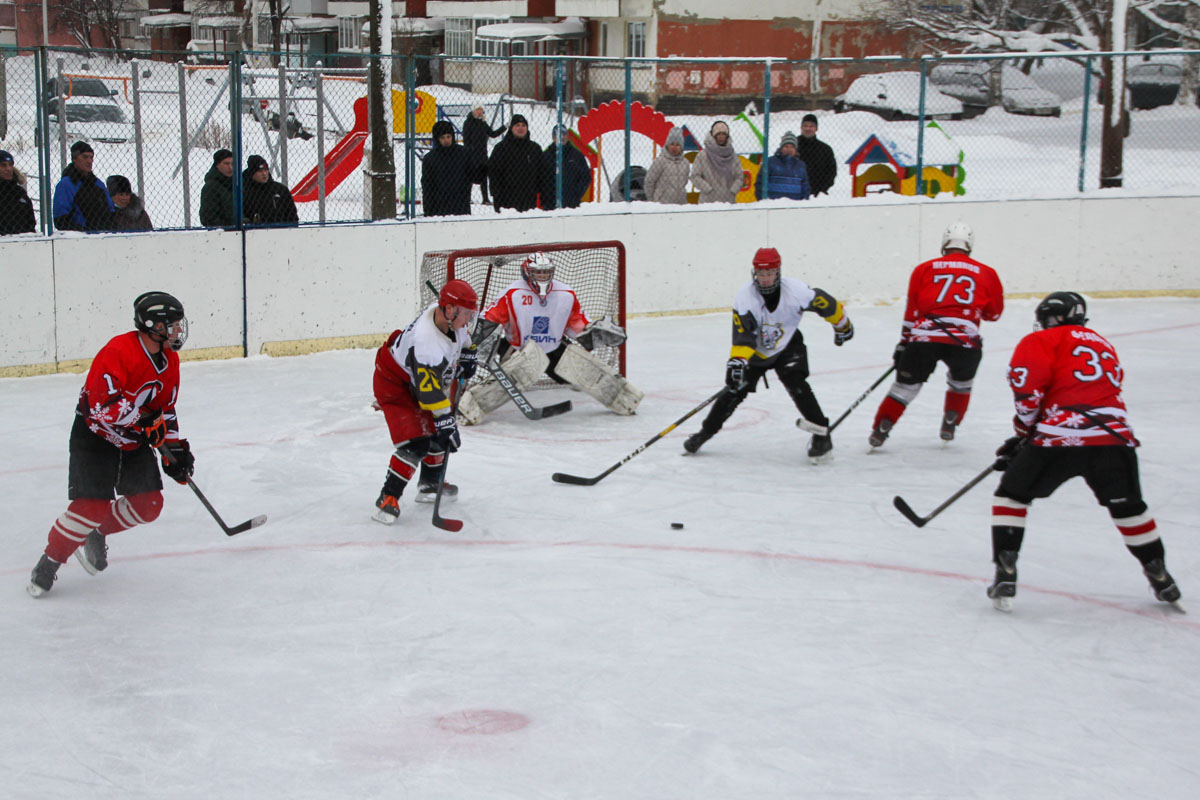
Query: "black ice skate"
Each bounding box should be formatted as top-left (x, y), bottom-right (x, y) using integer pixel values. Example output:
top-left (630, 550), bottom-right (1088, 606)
top-left (868, 419), bottom-right (893, 449)
top-left (683, 429), bottom-right (713, 454)
top-left (415, 482), bottom-right (458, 504)
top-left (27, 554), bottom-right (61, 598)
top-left (807, 434), bottom-right (833, 464)
top-left (940, 411), bottom-right (959, 442)
top-left (1143, 559), bottom-right (1185, 611)
top-left (372, 492), bottom-right (401, 525)
top-left (74, 530), bottom-right (108, 575)
top-left (987, 550), bottom-right (1018, 612)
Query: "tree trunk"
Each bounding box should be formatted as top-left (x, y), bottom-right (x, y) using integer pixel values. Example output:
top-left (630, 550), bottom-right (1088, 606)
top-left (367, 0), bottom-right (397, 220)
top-left (1098, 18), bottom-right (1125, 189)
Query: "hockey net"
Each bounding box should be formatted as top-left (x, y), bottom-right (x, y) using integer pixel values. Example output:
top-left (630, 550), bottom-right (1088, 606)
top-left (419, 241), bottom-right (626, 387)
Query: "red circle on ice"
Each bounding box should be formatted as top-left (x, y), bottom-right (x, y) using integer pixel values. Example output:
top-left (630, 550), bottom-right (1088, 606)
top-left (436, 709), bottom-right (531, 735)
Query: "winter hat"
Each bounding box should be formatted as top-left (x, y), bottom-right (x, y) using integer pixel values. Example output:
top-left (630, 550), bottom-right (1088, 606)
top-left (802, 113), bottom-right (819, 128)
top-left (0, 150), bottom-right (13, 164)
top-left (432, 120), bottom-right (456, 141)
top-left (246, 154), bottom-right (269, 173)
top-left (106, 174), bottom-right (132, 195)
top-left (213, 148), bottom-right (233, 164)
top-left (70, 141), bottom-right (94, 157)
top-left (710, 120), bottom-right (730, 136)
top-left (510, 114), bottom-right (528, 127)
top-left (665, 127), bottom-right (684, 148)
top-left (780, 131), bottom-right (799, 149)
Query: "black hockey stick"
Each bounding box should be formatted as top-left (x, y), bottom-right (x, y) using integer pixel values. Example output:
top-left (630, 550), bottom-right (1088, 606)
top-left (432, 378), bottom-right (466, 532)
top-left (488, 348), bottom-right (573, 420)
top-left (161, 449), bottom-right (267, 536)
top-left (552, 388), bottom-right (725, 486)
top-left (798, 365), bottom-right (895, 435)
top-left (892, 461), bottom-right (997, 528)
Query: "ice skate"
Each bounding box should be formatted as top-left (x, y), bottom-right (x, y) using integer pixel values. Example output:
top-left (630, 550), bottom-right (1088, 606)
top-left (986, 550), bottom-right (1018, 612)
top-left (1143, 559), bottom-right (1185, 612)
top-left (683, 429), bottom-right (713, 454)
top-left (27, 554), bottom-right (61, 598)
top-left (807, 434), bottom-right (833, 464)
top-left (415, 482), bottom-right (458, 504)
top-left (74, 529), bottom-right (108, 575)
top-left (940, 411), bottom-right (959, 442)
top-left (868, 419), bottom-right (893, 449)
top-left (372, 492), bottom-right (401, 525)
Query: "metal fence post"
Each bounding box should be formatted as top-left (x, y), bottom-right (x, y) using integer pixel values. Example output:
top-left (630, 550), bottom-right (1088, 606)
top-left (762, 59), bottom-right (772, 200)
top-left (55, 57), bottom-right (66, 174)
top-left (555, 58), bottom-right (564, 210)
top-left (316, 65), bottom-right (326, 224)
top-left (232, 56), bottom-right (243, 230)
top-left (34, 47), bottom-right (50, 234)
top-left (1079, 55), bottom-right (1093, 193)
top-left (177, 62), bottom-right (191, 228)
top-left (916, 56), bottom-right (929, 197)
top-left (277, 64), bottom-right (289, 187)
top-left (131, 59), bottom-right (144, 198)
top-left (407, 56), bottom-right (417, 219)
top-left (623, 60), bottom-right (631, 203)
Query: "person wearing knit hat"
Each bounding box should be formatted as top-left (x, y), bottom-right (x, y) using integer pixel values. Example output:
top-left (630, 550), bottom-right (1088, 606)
top-left (690, 120), bottom-right (743, 203)
top-left (541, 125), bottom-right (591, 210)
top-left (200, 149), bottom-right (236, 227)
top-left (796, 113), bottom-right (837, 196)
top-left (0, 149), bottom-right (38, 235)
top-left (241, 154), bottom-right (299, 226)
top-left (462, 104), bottom-right (506, 205)
top-left (487, 112), bottom-right (542, 213)
top-left (421, 119), bottom-right (475, 217)
top-left (106, 174), bottom-right (153, 232)
top-left (52, 140), bottom-right (113, 232)
top-left (755, 130), bottom-right (811, 201)
top-left (644, 126), bottom-right (691, 205)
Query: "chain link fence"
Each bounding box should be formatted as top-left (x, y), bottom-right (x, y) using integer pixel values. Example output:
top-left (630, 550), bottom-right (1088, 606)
top-left (2, 46), bottom-right (1198, 235)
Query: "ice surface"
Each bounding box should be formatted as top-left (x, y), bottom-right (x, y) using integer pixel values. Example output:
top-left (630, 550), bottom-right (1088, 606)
top-left (2, 297), bottom-right (1199, 798)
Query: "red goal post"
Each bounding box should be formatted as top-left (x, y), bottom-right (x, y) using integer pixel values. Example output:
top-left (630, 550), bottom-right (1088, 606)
top-left (419, 241), bottom-right (627, 379)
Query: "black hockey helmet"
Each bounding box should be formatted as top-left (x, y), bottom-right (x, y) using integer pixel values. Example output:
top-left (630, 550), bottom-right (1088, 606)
top-left (134, 291), bottom-right (188, 351)
top-left (1035, 291), bottom-right (1088, 330)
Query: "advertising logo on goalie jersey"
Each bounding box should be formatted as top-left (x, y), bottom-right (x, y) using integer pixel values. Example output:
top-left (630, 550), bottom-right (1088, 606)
top-left (526, 315), bottom-right (558, 345)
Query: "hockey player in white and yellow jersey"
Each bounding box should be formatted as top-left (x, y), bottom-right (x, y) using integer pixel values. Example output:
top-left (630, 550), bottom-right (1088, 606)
top-left (683, 247), bottom-right (854, 462)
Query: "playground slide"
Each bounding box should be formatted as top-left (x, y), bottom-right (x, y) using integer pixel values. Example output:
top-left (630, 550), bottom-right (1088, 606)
top-left (291, 97), bottom-right (368, 204)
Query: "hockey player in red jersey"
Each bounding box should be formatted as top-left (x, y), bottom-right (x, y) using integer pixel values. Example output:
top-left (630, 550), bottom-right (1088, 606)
top-left (28, 292), bottom-right (195, 597)
top-left (372, 280), bottom-right (477, 523)
top-left (682, 246), bottom-right (854, 462)
top-left (870, 222), bottom-right (1004, 448)
top-left (457, 252), bottom-right (642, 424)
top-left (986, 292), bottom-right (1182, 612)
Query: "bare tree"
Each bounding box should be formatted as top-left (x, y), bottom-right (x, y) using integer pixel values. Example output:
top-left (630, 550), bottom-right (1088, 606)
top-left (55, 0), bottom-right (137, 52)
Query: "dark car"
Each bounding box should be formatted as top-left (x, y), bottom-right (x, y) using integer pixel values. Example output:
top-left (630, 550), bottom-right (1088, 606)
top-left (45, 77), bottom-right (117, 103)
top-left (1126, 62), bottom-right (1181, 109)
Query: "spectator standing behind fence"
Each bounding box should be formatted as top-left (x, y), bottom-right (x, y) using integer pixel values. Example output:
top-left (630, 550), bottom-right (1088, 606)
top-left (421, 120), bottom-right (475, 217)
top-left (755, 131), bottom-right (811, 201)
top-left (463, 105), bottom-right (505, 206)
top-left (541, 126), bottom-right (591, 210)
top-left (53, 141), bottom-right (112, 232)
top-left (488, 114), bottom-right (543, 214)
top-left (643, 127), bottom-right (690, 205)
top-left (795, 114), bottom-right (837, 196)
top-left (105, 175), bottom-right (153, 232)
top-left (200, 148), bottom-right (235, 227)
top-left (0, 150), bottom-right (37, 235)
top-left (241, 155), bottom-right (299, 227)
top-left (690, 121), bottom-right (744, 204)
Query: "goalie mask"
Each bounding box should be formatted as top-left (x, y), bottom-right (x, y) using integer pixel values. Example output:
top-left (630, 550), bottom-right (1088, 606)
top-left (133, 291), bottom-right (188, 351)
top-left (751, 247), bottom-right (782, 296)
top-left (521, 252), bottom-right (555, 303)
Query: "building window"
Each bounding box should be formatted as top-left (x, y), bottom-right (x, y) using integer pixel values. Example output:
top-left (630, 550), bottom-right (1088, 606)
top-left (626, 21), bottom-right (645, 58)
top-left (599, 21), bottom-right (607, 57)
top-left (0, 2), bottom-right (17, 30)
top-left (338, 17), bottom-right (363, 50)
top-left (446, 17), bottom-right (506, 57)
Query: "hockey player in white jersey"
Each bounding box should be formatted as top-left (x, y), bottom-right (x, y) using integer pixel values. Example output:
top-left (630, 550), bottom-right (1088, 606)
top-left (683, 247), bottom-right (854, 462)
top-left (457, 252), bottom-right (642, 424)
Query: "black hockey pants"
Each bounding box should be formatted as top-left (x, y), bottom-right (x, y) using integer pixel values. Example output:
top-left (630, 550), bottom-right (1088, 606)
top-left (699, 336), bottom-right (828, 438)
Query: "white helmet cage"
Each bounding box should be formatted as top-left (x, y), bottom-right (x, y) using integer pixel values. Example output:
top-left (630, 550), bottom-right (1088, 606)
top-left (521, 252), bottom-right (555, 301)
top-left (941, 221), bottom-right (974, 254)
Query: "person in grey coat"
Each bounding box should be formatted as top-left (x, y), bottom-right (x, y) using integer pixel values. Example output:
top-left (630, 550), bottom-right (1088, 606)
top-left (688, 120), bottom-right (744, 204)
top-left (643, 127), bottom-right (691, 205)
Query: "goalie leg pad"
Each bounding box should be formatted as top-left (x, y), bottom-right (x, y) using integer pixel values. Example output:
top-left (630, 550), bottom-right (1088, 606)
top-left (458, 341), bottom-right (550, 425)
top-left (555, 344), bottom-right (644, 415)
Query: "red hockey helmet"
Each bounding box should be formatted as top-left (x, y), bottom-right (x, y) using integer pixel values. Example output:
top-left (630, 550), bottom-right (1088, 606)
top-left (751, 247), bottom-right (782, 294)
top-left (439, 279), bottom-right (478, 311)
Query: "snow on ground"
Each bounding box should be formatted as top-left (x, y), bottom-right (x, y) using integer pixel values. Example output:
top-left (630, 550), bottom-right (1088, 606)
top-left (2, 297), bottom-right (1199, 798)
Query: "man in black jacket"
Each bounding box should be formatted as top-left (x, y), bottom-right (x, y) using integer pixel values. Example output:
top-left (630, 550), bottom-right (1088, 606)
top-left (462, 105), bottom-right (505, 205)
top-left (0, 150), bottom-right (37, 235)
top-left (541, 126), bottom-right (592, 210)
top-left (241, 154), bottom-right (299, 226)
top-left (421, 120), bottom-right (476, 217)
top-left (199, 148), bottom-right (235, 227)
top-left (794, 114), bottom-right (837, 197)
top-left (487, 114), bottom-right (543, 213)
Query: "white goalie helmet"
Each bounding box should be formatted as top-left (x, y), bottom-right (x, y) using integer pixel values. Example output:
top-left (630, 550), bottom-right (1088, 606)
top-left (521, 252), bottom-right (555, 302)
top-left (941, 221), bottom-right (974, 254)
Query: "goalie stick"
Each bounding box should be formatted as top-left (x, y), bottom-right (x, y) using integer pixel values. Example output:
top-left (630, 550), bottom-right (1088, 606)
top-left (796, 365), bottom-right (895, 436)
top-left (552, 388), bottom-right (725, 486)
top-left (161, 449), bottom-right (267, 536)
top-left (892, 460), bottom-right (998, 528)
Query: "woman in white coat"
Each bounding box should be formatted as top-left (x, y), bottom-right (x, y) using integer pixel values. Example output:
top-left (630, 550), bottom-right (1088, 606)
top-left (688, 121), bottom-right (744, 204)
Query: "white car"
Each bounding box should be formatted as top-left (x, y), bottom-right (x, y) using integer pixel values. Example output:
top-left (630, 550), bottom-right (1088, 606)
top-left (834, 72), bottom-right (964, 120)
top-left (930, 64), bottom-right (1061, 117)
top-left (44, 98), bottom-right (135, 144)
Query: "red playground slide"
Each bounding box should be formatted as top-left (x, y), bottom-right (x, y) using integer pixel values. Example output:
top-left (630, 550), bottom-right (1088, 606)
top-left (291, 96), bottom-right (369, 203)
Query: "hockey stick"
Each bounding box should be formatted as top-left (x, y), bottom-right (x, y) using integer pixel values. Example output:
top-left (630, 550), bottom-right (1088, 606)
top-left (432, 379), bottom-right (466, 532)
top-left (161, 449), bottom-right (267, 536)
top-left (552, 388), bottom-right (726, 486)
top-left (797, 365), bottom-right (895, 436)
top-left (892, 460), bottom-right (997, 528)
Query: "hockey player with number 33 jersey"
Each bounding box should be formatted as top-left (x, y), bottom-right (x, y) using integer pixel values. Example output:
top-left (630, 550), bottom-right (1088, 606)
top-left (985, 292), bottom-right (1181, 612)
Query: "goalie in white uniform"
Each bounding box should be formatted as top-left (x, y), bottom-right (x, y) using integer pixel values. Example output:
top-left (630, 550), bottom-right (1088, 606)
top-left (458, 253), bottom-right (643, 425)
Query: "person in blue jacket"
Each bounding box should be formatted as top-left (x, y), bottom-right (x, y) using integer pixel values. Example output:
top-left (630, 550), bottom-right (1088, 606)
top-left (52, 141), bottom-right (113, 231)
top-left (755, 131), bottom-right (811, 201)
top-left (541, 126), bottom-right (592, 210)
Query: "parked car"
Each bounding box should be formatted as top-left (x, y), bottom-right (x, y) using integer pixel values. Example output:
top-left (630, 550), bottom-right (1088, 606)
top-left (45, 77), bottom-right (118, 104)
top-left (43, 97), bottom-right (134, 144)
top-left (833, 72), bottom-right (963, 120)
top-left (930, 64), bottom-right (1062, 117)
top-left (1126, 61), bottom-right (1181, 109)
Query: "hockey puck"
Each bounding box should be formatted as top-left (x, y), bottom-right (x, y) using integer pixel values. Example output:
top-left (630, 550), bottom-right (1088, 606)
top-left (670, 522), bottom-right (684, 530)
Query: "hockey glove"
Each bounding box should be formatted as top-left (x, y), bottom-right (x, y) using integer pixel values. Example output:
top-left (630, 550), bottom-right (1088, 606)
top-left (138, 411), bottom-right (168, 449)
top-left (457, 345), bottom-right (479, 382)
top-left (577, 317), bottom-right (628, 350)
top-left (433, 414), bottom-right (461, 453)
top-left (993, 436), bottom-right (1024, 471)
top-left (161, 440), bottom-right (194, 485)
top-left (833, 317), bottom-right (855, 346)
top-left (892, 342), bottom-right (907, 368)
top-left (725, 357), bottom-right (748, 390)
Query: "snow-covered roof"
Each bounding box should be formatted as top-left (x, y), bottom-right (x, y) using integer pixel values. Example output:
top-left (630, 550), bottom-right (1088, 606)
top-left (139, 13), bottom-right (192, 28)
top-left (287, 17), bottom-right (339, 32)
top-left (358, 16), bottom-right (447, 36)
top-left (475, 17), bottom-right (586, 41)
top-left (196, 16), bottom-right (243, 30)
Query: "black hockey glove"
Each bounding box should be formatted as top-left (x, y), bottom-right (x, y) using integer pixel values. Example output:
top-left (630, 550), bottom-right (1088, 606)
top-left (833, 317), bottom-right (854, 346)
top-left (433, 414), bottom-right (461, 453)
top-left (725, 357), bottom-right (748, 390)
top-left (138, 411), bottom-right (167, 449)
top-left (161, 440), bottom-right (194, 485)
top-left (892, 341), bottom-right (907, 368)
top-left (457, 345), bottom-right (479, 382)
top-left (993, 436), bottom-right (1024, 471)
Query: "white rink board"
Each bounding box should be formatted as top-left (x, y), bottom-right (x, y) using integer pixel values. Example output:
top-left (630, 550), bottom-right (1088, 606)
top-left (2, 195), bottom-right (1198, 371)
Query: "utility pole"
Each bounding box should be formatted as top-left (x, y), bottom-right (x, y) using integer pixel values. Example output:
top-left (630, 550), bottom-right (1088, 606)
top-left (366, 0), bottom-right (398, 219)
